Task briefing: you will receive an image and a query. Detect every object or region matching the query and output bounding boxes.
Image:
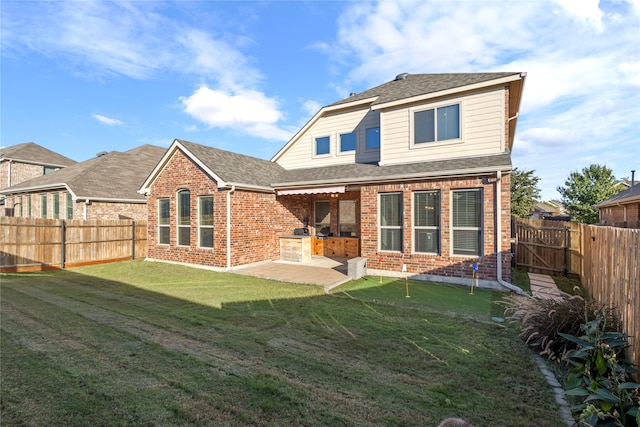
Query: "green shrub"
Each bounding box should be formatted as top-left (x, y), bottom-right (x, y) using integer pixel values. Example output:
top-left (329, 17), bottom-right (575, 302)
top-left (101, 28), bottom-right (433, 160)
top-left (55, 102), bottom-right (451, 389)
top-left (560, 312), bottom-right (640, 427)
top-left (502, 289), bottom-right (621, 362)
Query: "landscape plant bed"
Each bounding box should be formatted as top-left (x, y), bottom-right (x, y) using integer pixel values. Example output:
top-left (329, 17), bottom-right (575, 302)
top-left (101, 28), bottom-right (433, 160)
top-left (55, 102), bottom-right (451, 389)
top-left (1, 260), bottom-right (567, 426)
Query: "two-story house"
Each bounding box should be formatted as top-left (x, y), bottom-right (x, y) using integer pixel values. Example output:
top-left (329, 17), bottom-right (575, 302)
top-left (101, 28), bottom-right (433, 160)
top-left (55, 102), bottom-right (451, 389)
top-left (139, 72), bottom-right (526, 289)
top-left (0, 142), bottom-right (77, 215)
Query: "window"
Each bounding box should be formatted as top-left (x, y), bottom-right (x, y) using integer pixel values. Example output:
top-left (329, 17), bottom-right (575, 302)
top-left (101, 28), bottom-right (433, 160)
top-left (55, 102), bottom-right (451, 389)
top-left (339, 199), bottom-right (357, 237)
top-left (158, 198), bottom-right (170, 245)
top-left (414, 103), bottom-right (460, 144)
top-left (199, 196), bottom-right (214, 248)
top-left (340, 131), bottom-right (356, 153)
top-left (26, 195), bottom-right (31, 218)
top-left (41, 194), bottom-right (47, 218)
top-left (365, 127), bottom-right (380, 150)
top-left (43, 166), bottom-right (56, 174)
top-left (66, 193), bottom-right (73, 219)
top-left (414, 191), bottom-right (440, 254)
top-left (53, 193), bottom-right (60, 219)
top-left (315, 136), bottom-right (330, 156)
top-left (380, 193), bottom-right (402, 251)
top-left (452, 189), bottom-right (482, 256)
top-left (314, 201), bottom-right (331, 236)
top-left (177, 190), bottom-right (190, 246)
top-left (17, 196), bottom-right (23, 217)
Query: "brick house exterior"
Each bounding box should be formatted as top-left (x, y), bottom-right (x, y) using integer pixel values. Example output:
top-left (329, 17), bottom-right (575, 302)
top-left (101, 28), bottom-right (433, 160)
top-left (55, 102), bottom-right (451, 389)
top-left (1, 142), bottom-right (77, 215)
top-left (595, 184), bottom-right (640, 228)
top-left (141, 72), bottom-right (526, 290)
top-left (0, 145), bottom-right (166, 221)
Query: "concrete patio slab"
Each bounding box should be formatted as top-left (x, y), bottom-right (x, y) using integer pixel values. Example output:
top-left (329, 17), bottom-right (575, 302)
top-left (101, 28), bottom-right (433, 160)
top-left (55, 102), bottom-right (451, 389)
top-left (232, 256), bottom-right (351, 291)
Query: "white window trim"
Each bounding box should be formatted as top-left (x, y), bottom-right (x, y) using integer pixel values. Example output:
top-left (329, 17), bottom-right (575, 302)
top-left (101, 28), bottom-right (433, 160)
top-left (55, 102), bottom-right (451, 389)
top-left (177, 190), bottom-right (190, 247)
top-left (450, 188), bottom-right (483, 258)
top-left (412, 190), bottom-right (440, 255)
top-left (312, 135), bottom-right (332, 158)
top-left (409, 100), bottom-right (464, 150)
top-left (378, 192), bottom-right (403, 253)
top-left (363, 126), bottom-right (381, 153)
top-left (158, 198), bottom-right (170, 246)
top-left (338, 130), bottom-right (358, 155)
top-left (198, 195), bottom-right (214, 249)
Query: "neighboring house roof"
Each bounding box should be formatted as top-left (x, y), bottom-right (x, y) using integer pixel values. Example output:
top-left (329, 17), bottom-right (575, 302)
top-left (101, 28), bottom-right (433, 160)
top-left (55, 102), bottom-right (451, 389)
top-left (0, 142), bottom-right (77, 167)
top-left (594, 184), bottom-right (640, 208)
top-left (1, 145), bottom-right (166, 202)
top-left (140, 139), bottom-right (511, 195)
top-left (272, 72), bottom-right (526, 163)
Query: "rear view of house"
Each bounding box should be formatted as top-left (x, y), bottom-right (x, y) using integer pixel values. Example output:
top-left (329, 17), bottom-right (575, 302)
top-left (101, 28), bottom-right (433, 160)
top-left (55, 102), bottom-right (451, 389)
top-left (140, 72), bottom-right (526, 289)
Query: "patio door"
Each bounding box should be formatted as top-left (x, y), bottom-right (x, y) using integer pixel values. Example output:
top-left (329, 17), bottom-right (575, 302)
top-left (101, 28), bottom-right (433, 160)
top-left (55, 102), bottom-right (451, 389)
top-left (314, 201), bottom-right (331, 236)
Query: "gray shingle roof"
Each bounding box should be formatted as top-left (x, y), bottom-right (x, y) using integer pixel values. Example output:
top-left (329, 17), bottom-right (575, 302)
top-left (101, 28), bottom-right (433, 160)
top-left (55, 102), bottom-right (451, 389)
top-left (171, 141), bottom-right (510, 191)
top-left (272, 153), bottom-right (512, 188)
top-left (0, 142), bottom-right (77, 167)
top-left (1, 145), bottom-right (166, 201)
top-left (177, 139), bottom-right (286, 189)
top-left (594, 184), bottom-right (640, 207)
top-left (331, 72), bottom-right (521, 107)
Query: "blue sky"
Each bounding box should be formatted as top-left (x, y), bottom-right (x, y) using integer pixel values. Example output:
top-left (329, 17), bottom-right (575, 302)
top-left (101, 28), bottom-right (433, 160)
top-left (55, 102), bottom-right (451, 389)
top-left (2, 0), bottom-right (639, 200)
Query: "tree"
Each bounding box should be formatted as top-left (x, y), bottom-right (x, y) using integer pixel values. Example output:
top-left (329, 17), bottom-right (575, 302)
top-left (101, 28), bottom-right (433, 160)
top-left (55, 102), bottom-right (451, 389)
top-left (510, 168), bottom-right (541, 218)
top-left (556, 164), bottom-right (619, 224)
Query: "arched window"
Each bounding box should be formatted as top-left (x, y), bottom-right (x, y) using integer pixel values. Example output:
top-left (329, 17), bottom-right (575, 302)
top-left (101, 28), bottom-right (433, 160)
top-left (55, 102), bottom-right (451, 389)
top-left (177, 189), bottom-right (190, 246)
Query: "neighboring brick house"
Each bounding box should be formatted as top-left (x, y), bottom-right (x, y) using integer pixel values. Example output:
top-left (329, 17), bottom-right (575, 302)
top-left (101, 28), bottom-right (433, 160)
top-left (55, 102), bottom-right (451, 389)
top-left (0, 142), bottom-right (77, 214)
top-left (595, 183), bottom-right (640, 228)
top-left (0, 145), bottom-right (166, 221)
top-left (140, 72), bottom-right (526, 289)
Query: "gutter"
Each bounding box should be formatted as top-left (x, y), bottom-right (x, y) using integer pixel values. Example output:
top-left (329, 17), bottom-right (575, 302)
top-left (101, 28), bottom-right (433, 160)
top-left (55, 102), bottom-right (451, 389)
top-left (495, 170), bottom-right (526, 294)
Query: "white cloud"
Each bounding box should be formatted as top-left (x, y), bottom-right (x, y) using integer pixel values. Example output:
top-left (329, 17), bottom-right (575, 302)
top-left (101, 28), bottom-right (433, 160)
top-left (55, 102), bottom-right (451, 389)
top-left (92, 114), bottom-right (123, 126)
top-left (180, 86), bottom-right (292, 141)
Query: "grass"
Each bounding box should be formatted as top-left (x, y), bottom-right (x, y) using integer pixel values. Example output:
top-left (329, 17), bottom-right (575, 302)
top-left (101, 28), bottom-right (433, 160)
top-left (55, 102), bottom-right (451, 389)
top-left (1, 260), bottom-right (567, 426)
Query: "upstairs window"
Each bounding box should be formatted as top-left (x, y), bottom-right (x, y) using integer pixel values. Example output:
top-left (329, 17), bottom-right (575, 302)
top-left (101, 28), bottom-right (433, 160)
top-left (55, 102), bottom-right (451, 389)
top-left (177, 190), bottom-right (190, 246)
top-left (315, 136), bottom-right (330, 156)
top-left (158, 198), bottom-right (170, 245)
top-left (199, 196), bottom-right (214, 248)
top-left (452, 189), bottom-right (482, 256)
top-left (43, 166), bottom-right (56, 174)
top-left (365, 127), bottom-right (380, 150)
top-left (414, 191), bottom-right (440, 254)
top-left (414, 103), bottom-right (460, 144)
top-left (339, 131), bottom-right (357, 153)
top-left (380, 193), bottom-right (403, 251)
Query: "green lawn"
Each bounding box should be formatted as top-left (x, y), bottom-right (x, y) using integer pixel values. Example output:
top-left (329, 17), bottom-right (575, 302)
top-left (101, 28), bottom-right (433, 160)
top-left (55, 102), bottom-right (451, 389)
top-left (1, 260), bottom-right (567, 426)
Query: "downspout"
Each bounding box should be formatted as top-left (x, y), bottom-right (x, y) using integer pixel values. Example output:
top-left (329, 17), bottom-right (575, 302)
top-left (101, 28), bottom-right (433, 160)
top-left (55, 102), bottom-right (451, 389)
top-left (83, 199), bottom-right (90, 220)
top-left (226, 185), bottom-right (235, 270)
top-left (495, 170), bottom-right (525, 294)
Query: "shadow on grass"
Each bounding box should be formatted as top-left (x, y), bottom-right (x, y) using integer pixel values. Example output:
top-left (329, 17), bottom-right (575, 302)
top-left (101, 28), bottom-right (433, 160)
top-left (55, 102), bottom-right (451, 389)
top-left (1, 260), bottom-right (567, 427)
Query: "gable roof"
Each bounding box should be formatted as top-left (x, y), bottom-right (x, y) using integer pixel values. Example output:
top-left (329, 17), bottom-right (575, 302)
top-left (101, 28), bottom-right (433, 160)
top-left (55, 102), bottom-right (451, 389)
top-left (272, 72), bottom-right (526, 163)
top-left (0, 145), bottom-right (166, 202)
top-left (594, 184), bottom-right (640, 208)
top-left (139, 139), bottom-right (287, 194)
top-left (0, 142), bottom-right (77, 167)
top-left (329, 72), bottom-right (523, 108)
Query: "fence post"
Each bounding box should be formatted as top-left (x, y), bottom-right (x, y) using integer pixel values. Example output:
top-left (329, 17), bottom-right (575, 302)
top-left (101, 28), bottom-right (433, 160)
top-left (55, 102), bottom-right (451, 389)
top-left (61, 220), bottom-right (66, 269)
top-left (563, 226), bottom-right (568, 277)
top-left (131, 220), bottom-right (135, 260)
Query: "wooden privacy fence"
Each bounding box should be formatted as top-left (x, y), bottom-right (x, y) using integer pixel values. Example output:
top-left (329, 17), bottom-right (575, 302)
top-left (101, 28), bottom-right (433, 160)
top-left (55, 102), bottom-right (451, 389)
top-left (1, 217), bottom-right (147, 272)
top-left (514, 218), bottom-right (639, 373)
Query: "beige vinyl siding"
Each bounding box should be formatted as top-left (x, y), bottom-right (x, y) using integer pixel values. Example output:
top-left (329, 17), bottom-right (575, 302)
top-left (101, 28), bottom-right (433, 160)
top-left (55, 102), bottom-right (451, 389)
top-left (380, 87), bottom-right (505, 166)
top-left (276, 107), bottom-right (381, 170)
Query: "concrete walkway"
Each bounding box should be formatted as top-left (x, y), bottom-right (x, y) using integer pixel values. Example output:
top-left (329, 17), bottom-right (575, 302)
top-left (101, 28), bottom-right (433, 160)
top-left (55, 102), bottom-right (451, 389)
top-left (528, 272), bottom-right (564, 299)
